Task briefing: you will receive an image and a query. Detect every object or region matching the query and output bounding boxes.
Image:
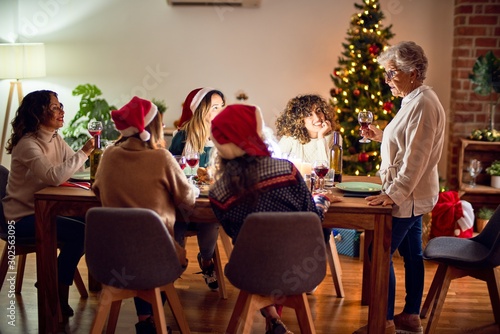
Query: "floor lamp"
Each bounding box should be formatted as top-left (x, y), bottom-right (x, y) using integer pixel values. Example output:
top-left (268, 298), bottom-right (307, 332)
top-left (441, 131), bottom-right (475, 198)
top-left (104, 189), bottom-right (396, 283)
top-left (0, 43), bottom-right (46, 164)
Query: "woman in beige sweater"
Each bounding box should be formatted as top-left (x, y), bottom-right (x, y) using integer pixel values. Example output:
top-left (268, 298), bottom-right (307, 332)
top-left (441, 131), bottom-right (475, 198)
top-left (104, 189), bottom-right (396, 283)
top-left (93, 96), bottom-right (196, 334)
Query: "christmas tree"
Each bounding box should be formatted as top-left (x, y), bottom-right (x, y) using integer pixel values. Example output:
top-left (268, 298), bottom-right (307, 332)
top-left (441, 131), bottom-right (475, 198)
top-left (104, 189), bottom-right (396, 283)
top-left (330, 0), bottom-right (400, 176)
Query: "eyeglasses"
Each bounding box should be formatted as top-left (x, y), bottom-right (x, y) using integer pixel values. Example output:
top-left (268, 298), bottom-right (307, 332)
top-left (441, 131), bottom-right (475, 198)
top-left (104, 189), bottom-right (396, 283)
top-left (49, 103), bottom-right (64, 113)
top-left (384, 69), bottom-right (399, 81)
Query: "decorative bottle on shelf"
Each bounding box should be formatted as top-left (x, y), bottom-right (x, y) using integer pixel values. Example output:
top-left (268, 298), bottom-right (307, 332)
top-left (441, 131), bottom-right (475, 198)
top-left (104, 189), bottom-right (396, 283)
top-left (90, 134), bottom-right (103, 185)
top-left (330, 131), bottom-right (343, 183)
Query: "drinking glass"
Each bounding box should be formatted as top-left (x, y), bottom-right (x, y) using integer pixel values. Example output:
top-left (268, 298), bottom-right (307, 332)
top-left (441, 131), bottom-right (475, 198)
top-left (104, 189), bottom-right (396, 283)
top-left (358, 111), bottom-right (373, 143)
top-left (88, 121), bottom-right (103, 138)
top-left (185, 152), bottom-right (200, 181)
top-left (174, 155), bottom-right (187, 170)
top-left (313, 160), bottom-right (330, 194)
top-left (467, 159), bottom-right (482, 187)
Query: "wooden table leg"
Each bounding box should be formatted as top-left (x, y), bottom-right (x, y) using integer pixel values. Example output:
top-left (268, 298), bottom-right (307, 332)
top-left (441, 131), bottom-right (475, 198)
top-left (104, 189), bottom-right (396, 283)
top-left (361, 230), bottom-right (373, 306)
top-left (35, 200), bottom-right (60, 333)
top-left (367, 213), bottom-right (392, 334)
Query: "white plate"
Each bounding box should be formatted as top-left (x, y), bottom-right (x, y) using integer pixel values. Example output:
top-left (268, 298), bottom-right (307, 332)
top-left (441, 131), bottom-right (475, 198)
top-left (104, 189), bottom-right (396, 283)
top-left (335, 182), bottom-right (382, 193)
top-left (70, 171), bottom-right (91, 182)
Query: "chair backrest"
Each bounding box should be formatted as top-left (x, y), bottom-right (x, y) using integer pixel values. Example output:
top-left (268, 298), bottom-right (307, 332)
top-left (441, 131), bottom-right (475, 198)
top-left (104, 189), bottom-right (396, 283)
top-left (473, 204), bottom-right (500, 267)
top-left (0, 165), bottom-right (9, 235)
top-left (224, 211), bottom-right (326, 296)
top-left (85, 207), bottom-right (185, 290)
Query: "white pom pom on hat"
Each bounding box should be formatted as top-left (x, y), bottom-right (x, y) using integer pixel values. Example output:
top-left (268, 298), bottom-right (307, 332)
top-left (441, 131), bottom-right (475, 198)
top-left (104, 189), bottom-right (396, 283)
top-left (111, 96), bottom-right (158, 141)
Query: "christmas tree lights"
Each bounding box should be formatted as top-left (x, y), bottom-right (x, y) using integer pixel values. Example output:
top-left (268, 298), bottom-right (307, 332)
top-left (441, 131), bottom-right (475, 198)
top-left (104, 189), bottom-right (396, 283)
top-left (330, 0), bottom-right (400, 176)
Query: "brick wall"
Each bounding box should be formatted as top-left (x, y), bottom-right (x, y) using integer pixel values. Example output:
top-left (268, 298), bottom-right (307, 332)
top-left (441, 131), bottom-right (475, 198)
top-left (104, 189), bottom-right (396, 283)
top-left (446, 0), bottom-right (500, 189)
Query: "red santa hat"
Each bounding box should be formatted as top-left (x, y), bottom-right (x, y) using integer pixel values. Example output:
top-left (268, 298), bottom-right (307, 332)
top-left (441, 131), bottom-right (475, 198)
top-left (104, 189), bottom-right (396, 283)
top-left (178, 87), bottom-right (215, 128)
top-left (211, 104), bottom-right (270, 159)
top-left (111, 96), bottom-right (158, 141)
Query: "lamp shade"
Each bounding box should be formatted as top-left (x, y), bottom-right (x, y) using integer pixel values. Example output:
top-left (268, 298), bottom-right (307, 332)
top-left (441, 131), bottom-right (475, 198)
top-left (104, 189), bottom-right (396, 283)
top-left (0, 43), bottom-right (46, 79)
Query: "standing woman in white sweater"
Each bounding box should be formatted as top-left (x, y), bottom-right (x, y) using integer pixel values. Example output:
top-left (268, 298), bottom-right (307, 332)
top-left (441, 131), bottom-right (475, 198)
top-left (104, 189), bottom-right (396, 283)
top-left (276, 94), bottom-right (336, 163)
top-left (2, 90), bottom-right (94, 317)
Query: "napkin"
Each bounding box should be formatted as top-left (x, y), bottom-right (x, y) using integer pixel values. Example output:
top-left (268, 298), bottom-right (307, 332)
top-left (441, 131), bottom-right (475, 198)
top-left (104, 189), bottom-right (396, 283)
top-left (60, 181), bottom-right (91, 190)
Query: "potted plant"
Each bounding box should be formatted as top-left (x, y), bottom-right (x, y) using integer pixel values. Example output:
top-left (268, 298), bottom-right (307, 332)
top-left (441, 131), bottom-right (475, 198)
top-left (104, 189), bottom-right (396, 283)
top-left (151, 98), bottom-right (167, 114)
top-left (486, 160), bottom-right (500, 188)
top-left (476, 207), bottom-right (495, 232)
top-left (62, 84), bottom-right (120, 151)
top-left (469, 51), bottom-right (500, 133)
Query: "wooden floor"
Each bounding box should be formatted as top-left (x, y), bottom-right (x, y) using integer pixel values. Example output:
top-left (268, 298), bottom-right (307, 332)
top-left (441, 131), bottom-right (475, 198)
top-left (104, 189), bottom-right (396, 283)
top-left (0, 237), bottom-right (498, 334)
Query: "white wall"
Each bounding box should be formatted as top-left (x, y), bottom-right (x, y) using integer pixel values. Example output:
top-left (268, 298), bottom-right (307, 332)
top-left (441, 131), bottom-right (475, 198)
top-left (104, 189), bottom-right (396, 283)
top-left (0, 0), bottom-right (453, 173)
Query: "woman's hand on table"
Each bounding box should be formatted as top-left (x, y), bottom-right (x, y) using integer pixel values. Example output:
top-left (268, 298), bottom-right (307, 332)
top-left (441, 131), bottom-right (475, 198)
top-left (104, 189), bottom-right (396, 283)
top-left (365, 193), bottom-right (394, 206)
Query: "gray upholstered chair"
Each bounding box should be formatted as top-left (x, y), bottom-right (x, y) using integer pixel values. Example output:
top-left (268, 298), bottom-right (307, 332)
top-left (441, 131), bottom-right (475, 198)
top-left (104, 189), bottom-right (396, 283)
top-left (0, 164), bottom-right (87, 297)
top-left (224, 211), bottom-right (327, 334)
top-left (420, 204), bottom-right (500, 333)
top-left (85, 207), bottom-right (190, 334)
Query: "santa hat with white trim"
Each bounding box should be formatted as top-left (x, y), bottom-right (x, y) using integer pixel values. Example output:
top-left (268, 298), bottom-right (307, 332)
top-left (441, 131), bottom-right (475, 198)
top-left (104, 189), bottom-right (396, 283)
top-left (111, 96), bottom-right (158, 141)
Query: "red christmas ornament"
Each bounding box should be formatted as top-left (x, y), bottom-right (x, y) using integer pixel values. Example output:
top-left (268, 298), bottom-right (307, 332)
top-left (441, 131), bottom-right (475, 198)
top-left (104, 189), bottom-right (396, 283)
top-left (358, 152), bottom-right (369, 163)
top-left (353, 89), bottom-right (360, 96)
top-left (383, 101), bottom-right (394, 112)
top-left (369, 44), bottom-right (380, 55)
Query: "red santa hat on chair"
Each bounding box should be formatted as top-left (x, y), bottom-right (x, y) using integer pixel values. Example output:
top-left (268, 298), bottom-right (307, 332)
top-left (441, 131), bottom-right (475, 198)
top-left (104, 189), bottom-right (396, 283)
top-left (111, 96), bottom-right (158, 141)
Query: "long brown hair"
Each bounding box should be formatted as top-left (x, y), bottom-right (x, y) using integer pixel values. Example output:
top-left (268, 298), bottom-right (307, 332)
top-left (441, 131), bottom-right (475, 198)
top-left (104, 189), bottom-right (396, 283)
top-left (6, 90), bottom-right (56, 154)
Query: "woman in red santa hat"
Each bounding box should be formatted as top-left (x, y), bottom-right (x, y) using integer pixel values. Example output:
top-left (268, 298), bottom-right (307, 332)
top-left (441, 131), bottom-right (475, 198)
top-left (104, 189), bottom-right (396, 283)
top-left (169, 87), bottom-right (225, 291)
top-left (93, 96), bottom-right (198, 334)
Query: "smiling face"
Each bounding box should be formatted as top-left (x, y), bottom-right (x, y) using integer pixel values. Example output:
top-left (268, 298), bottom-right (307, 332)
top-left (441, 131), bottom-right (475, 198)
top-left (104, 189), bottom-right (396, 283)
top-left (42, 94), bottom-right (65, 131)
top-left (303, 105), bottom-right (326, 138)
top-left (384, 61), bottom-right (416, 97)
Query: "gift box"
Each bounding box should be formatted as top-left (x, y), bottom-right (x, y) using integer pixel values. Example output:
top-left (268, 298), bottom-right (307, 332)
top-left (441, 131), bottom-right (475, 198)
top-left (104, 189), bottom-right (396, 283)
top-left (333, 228), bottom-right (361, 257)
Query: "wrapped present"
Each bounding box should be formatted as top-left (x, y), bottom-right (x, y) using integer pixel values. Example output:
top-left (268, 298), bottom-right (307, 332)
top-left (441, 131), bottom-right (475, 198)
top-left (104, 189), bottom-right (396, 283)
top-left (333, 228), bottom-right (361, 257)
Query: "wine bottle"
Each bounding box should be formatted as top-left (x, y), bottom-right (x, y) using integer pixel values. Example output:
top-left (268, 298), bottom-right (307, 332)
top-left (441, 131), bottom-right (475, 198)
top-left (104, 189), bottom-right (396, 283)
top-left (90, 134), bottom-right (103, 185)
top-left (330, 131), bottom-right (343, 183)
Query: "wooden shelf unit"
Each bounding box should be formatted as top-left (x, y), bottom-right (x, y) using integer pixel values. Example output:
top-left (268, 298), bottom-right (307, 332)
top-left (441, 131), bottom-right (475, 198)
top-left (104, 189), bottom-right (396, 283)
top-left (457, 139), bottom-right (500, 208)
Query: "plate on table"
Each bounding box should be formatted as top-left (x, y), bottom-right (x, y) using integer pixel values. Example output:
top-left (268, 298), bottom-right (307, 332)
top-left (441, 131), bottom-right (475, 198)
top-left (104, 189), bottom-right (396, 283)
top-left (70, 171), bottom-right (91, 182)
top-left (335, 182), bottom-right (382, 193)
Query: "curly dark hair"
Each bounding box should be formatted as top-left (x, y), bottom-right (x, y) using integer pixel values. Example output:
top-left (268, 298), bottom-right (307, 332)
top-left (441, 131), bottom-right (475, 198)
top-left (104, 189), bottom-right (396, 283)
top-left (6, 90), bottom-right (56, 154)
top-left (275, 94), bottom-right (336, 145)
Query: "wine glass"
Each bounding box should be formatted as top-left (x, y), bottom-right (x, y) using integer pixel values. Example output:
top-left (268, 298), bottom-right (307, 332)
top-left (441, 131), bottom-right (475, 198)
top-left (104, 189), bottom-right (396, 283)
top-left (467, 159), bottom-right (482, 188)
top-left (313, 160), bottom-right (330, 194)
top-left (174, 155), bottom-right (186, 170)
top-left (185, 151), bottom-right (200, 182)
top-left (358, 111), bottom-right (373, 143)
top-left (88, 121), bottom-right (103, 138)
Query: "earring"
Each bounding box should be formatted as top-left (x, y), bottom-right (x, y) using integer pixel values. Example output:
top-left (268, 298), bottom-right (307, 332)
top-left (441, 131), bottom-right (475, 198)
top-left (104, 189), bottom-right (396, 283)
top-left (411, 81), bottom-right (414, 84)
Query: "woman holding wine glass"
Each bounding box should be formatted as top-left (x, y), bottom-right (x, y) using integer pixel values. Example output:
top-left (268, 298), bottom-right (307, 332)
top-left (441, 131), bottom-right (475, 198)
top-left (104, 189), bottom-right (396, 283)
top-left (169, 87), bottom-right (225, 291)
top-left (354, 41), bottom-right (446, 334)
top-left (3, 90), bottom-right (95, 318)
top-left (358, 110), bottom-right (373, 143)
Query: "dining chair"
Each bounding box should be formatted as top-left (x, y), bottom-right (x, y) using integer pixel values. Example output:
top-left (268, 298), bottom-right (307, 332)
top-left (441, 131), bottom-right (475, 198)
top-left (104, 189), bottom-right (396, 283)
top-left (85, 207), bottom-right (191, 334)
top-left (420, 204), bottom-right (500, 333)
top-left (224, 211), bottom-right (327, 334)
top-left (0, 164), bottom-right (87, 297)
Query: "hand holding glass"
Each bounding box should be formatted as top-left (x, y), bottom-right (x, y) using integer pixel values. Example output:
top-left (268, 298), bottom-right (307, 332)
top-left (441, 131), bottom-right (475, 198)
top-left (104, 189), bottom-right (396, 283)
top-left (358, 111), bottom-right (373, 143)
top-left (313, 160), bottom-right (330, 194)
top-left (467, 159), bottom-right (482, 187)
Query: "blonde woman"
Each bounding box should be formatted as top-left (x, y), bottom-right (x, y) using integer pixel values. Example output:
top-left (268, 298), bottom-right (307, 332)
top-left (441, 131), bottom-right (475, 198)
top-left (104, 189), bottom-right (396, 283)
top-left (169, 87), bottom-right (225, 291)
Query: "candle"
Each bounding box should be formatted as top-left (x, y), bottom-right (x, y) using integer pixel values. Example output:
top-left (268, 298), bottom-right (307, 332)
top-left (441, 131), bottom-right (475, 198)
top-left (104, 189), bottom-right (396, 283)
top-left (300, 162), bottom-right (312, 176)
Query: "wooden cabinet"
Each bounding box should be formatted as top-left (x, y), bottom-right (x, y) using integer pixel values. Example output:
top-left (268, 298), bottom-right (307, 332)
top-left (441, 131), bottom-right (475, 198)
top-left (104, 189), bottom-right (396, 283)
top-left (457, 139), bottom-right (500, 208)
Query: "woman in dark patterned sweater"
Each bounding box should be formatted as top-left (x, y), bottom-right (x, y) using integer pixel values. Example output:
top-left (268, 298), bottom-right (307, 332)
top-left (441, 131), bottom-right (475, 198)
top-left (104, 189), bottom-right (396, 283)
top-left (209, 104), bottom-right (338, 334)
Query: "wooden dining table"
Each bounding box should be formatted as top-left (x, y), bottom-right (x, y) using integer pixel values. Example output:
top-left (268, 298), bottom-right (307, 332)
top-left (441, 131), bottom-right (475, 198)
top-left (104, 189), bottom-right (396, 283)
top-left (34, 175), bottom-right (392, 334)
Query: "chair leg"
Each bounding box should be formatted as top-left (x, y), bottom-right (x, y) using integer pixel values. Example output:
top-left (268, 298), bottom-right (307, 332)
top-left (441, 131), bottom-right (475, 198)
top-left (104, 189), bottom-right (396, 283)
top-left (240, 294), bottom-right (264, 334)
top-left (0, 245), bottom-right (9, 291)
top-left (74, 268), bottom-right (89, 298)
top-left (326, 236), bottom-right (344, 298)
top-left (15, 254), bottom-right (27, 293)
top-left (219, 228), bottom-right (233, 259)
top-left (105, 300), bottom-right (122, 334)
top-left (485, 267), bottom-right (500, 324)
top-left (226, 290), bottom-right (249, 334)
top-left (163, 283), bottom-right (191, 334)
top-left (288, 294), bottom-right (316, 334)
top-left (141, 288), bottom-right (169, 334)
top-left (424, 265), bottom-right (454, 334)
top-left (421, 263), bottom-right (447, 319)
top-left (213, 243), bottom-right (228, 299)
top-left (90, 286), bottom-right (114, 334)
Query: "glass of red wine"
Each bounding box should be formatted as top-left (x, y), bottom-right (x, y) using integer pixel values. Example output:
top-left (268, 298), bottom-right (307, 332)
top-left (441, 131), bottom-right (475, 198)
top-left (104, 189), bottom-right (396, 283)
top-left (313, 159), bottom-right (330, 193)
top-left (358, 110), bottom-right (373, 143)
top-left (88, 121), bottom-right (103, 138)
top-left (174, 155), bottom-right (187, 170)
top-left (185, 151), bottom-right (199, 182)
